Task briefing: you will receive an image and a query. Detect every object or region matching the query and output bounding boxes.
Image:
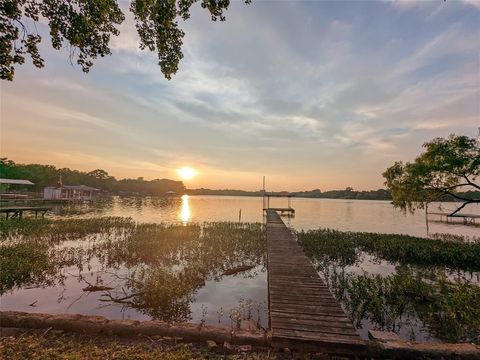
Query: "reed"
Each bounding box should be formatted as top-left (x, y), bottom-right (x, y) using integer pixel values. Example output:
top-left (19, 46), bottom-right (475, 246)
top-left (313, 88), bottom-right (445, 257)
top-left (0, 218), bottom-right (266, 324)
top-left (297, 228), bottom-right (480, 271)
top-left (297, 228), bottom-right (480, 343)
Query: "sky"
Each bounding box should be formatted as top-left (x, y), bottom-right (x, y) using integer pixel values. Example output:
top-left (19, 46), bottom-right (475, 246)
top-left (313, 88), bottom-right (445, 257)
top-left (1, 0), bottom-right (479, 191)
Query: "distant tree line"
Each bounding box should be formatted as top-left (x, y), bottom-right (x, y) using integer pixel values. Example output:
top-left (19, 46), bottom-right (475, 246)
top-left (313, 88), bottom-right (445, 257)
top-left (0, 158), bottom-right (185, 195)
top-left (187, 187), bottom-right (479, 201)
top-left (186, 187), bottom-right (392, 200)
top-left (295, 188), bottom-right (392, 200)
top-left (186, 188), bottom-right (262, 197)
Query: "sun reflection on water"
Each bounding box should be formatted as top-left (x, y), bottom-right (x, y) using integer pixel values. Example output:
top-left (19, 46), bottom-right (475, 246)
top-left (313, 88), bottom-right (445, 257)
top-left (180, 194), bottom-right (191, 223)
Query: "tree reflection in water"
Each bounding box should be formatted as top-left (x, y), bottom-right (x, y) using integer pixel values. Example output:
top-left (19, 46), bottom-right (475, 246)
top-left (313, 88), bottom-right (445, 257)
top-left (0, 218), bottom-right (266, 324)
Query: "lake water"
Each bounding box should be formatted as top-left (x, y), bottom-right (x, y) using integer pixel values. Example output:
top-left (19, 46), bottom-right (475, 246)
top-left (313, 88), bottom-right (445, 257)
top-left (0, 220), bottom-right (269, 328)
top-left (1, 195), bottom-right (478, 342)
top-left (52, 195), bottom-right (479, 238)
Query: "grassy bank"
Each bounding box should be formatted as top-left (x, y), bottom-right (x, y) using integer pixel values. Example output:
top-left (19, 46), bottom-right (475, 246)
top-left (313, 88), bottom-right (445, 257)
top-left (0, 329), bottom-right (273, 360)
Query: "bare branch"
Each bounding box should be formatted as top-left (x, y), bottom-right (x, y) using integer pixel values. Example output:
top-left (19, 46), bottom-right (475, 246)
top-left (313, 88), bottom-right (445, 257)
top-left (427, 184), bottom-right (471, 202)
top-left (437, 183), bottom-right (470, 192)
top-left (14, 20), bottom-right (27, 41)
top-left (99, 291), bottom-right (144, 303)
top-left (449, 200), bottom-right (474, 216)
top-left (462, 175), bottom-right (480, 191)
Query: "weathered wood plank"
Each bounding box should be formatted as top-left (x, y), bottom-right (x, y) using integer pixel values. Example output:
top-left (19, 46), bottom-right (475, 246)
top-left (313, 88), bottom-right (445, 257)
top-left (271, 319), bottom-right (359, 335)
top-left (266, 209), bottom-right (364, 354)
top-left (273, 328), bottom-right (364, 344)
top-left (268, 292), bottom-right (335, 300)
top-left (270, 311), bottom-right (354, 324)
top-left (270, 305), bottom-right (347, 316)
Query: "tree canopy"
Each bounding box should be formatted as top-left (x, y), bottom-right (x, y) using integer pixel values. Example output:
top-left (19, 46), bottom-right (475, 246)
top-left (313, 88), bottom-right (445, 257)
top-left (0, 158), bottom-right (185, 195)
top-left (1, 0), bottom-right (250, 81)
top-left (383, 134), bottom-right (480, 216)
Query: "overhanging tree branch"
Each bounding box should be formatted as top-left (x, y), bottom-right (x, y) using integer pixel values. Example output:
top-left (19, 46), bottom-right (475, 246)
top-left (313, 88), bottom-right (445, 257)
top-left (429, 187), bottom-right (470, 202)
top-left (462, 175), bottom-right (480, 191)
top-left (1, 0), bottom-right (252, 81)
top-left (449, 200), bottom-right (475, 216)
top-left (383, 134), bottom-right (480, 220)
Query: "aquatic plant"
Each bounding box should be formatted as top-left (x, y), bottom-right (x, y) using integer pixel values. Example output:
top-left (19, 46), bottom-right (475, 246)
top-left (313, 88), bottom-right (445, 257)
top-left (422, 280), bottom-right (480, 343)
top-left (216, 307), bottom-right (224, 324)
top-left (298, 228), bottom-right (480, 271)
top-left (324, 267), bottom-right (480, 344)
top-left (0, 218), bottom-right (266, 324)
top-left (0, 217), bottom-right (136, 241)
top-left (297, 228), bottom-right (480, 343)
top-left (0, 241), bottom-right (59, 294)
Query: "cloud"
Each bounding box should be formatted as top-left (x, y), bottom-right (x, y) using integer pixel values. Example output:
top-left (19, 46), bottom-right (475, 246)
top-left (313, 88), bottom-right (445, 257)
top-left (460, 0), bottom-right (480, 9)
top-left (389, 23), bottom-right (478, 79)
top-left (2, 0), bottom-right (478, 190)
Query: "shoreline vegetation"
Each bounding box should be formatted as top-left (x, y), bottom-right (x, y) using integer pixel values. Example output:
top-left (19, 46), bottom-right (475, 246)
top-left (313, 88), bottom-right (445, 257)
top-left (1, 217), bottom-right (479, 346)
top-left (185, 188), bottom-right (480, 202)
top-left (0, 218), bottom-right (267, 326)
top-left (1, 158), bottom-right (478, 201)
top-left (297, 229), bottom-right (480, 344)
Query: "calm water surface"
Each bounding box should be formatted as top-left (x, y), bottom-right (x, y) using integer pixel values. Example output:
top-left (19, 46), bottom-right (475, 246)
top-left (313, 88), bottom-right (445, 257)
top-left (1, 220), bottom-right (268, 328)
top-left (53, 195), bottom-right (479, 238)
top-left (1, 195), bottom-right (478, 342)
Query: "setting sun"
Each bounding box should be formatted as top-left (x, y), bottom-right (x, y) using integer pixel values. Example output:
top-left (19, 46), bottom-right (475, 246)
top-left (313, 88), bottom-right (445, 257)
top-left (176, 167), bottom-right (197, 181)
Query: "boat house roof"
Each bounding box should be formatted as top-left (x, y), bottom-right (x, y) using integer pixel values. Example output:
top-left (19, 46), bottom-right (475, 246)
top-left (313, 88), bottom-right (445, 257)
top-left (61, 185), bottom-right (98, 191)
top-left (45, 185), bottom-right (99, 191)
top-left (0, 178), bottom-right (35, 185)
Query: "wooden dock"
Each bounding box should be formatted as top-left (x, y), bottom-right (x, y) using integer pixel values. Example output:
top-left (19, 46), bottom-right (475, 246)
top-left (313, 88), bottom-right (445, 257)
top-left (268, 207), bottom-right (295, 216)
top-left (266, 209), bottom-right (364, 354)
top-left (263, 192), bottom-right (295, 216)
top-left (0, 206), bottom-right (51, 219)
top-left (428, 212), bottom-right (479, 225)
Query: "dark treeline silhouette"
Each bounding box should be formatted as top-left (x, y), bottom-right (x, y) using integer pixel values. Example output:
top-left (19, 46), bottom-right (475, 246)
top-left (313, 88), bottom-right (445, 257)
top-left (187, 187), bottom-right (479, 202)
top-left (297, 188), bottom-right (392, 200)
top-left (0, 158), bottom-right (185, 195)
top-left (187, 188), bottom-right (392, 200)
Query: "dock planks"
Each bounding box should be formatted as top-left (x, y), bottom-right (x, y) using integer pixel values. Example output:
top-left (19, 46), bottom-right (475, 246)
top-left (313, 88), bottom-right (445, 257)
top-left (266, 209), bottom-right (364, 354)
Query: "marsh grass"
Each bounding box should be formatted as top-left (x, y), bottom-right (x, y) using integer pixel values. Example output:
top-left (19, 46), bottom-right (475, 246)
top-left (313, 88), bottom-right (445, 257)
top-left (297, 228), bottom-right (480, 271)
top-left (0, 241), bottom-right (59, 293)
top-left (0, 217), bottom-right (266, 324)
top-left (0, 217), bottom-right (136, 242)
top-left (297, 228), bottom-right (480, 344)
top-left (4, 218), bottom-right (478, 343)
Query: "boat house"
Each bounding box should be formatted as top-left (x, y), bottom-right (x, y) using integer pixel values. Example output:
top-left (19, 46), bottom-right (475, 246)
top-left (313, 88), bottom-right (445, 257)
top-left (0, 178), bottom-right (34, 199)
top-left (43, 185), bottom-right (98, 200)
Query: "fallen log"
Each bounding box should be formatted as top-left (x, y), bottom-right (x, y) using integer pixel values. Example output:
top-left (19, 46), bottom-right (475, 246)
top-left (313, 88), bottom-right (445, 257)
top-left (222, 265), bottom-right (255, 276)
top-left (0, 311), bottom-right (268, 347)
top-left (82, 285), bottom-right (114, 292)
